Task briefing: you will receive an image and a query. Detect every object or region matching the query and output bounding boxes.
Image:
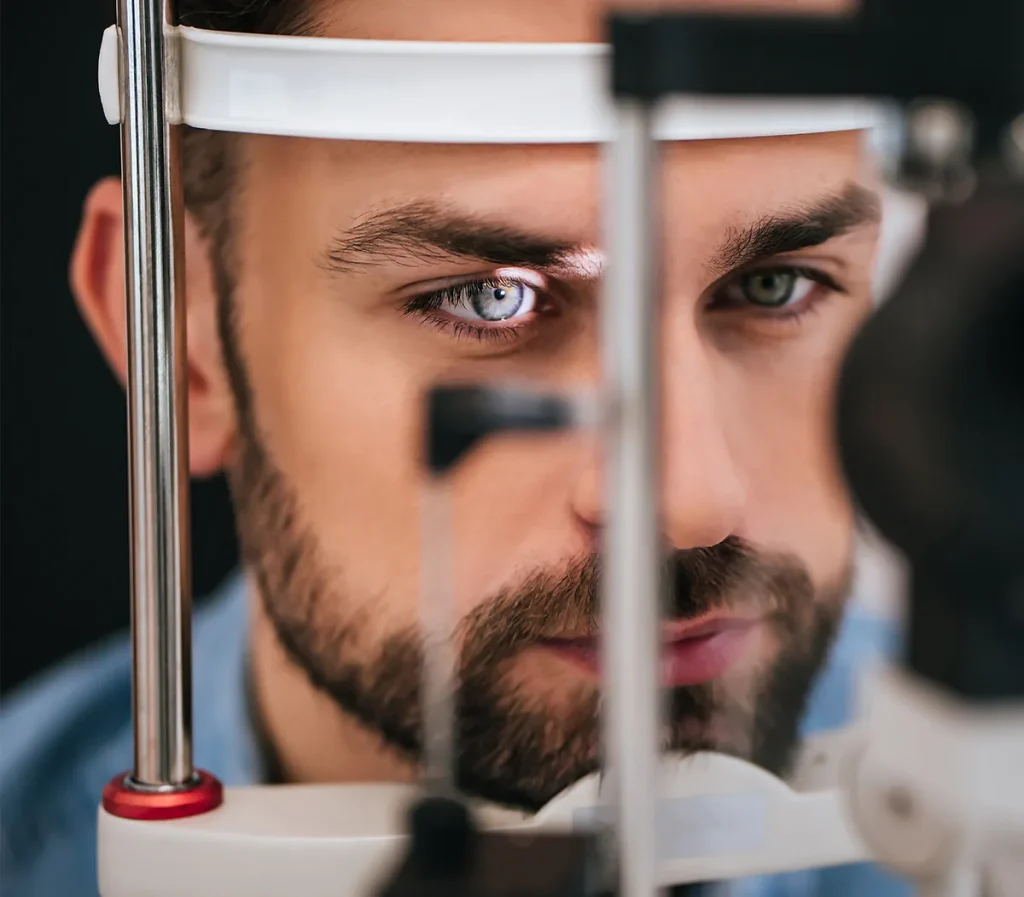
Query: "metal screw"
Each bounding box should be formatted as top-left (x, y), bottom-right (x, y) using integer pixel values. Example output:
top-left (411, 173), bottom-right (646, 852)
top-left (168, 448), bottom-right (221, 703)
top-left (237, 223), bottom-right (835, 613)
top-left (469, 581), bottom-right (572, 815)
top-left (896, 99), bottom-right (977, 201)
top-left (908, 101), bottom-right (973, 166)
top-left (885, 785), bottom-right (916, 820)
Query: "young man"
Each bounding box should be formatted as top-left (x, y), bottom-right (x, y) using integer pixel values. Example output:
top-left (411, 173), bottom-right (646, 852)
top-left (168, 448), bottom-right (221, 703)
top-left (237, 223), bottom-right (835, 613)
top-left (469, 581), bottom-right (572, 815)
top-left (0, 0), bottom-right (912, 894)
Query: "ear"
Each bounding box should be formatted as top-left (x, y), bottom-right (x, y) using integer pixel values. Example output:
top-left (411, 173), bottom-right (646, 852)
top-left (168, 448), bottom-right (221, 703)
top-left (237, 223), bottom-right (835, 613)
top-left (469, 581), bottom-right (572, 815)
top-left (70, 177), bottom-right (236, 478)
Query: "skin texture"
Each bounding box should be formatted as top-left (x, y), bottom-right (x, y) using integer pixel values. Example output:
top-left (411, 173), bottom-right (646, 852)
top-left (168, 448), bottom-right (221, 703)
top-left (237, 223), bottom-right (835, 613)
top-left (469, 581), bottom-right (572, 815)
top-left (72, 0), bottom-right (880, 811)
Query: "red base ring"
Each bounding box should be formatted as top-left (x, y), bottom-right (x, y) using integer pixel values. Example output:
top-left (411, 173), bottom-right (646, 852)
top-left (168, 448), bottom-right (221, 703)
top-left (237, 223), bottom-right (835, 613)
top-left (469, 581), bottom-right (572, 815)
top-left (102, 769), bottom-right (224, 821)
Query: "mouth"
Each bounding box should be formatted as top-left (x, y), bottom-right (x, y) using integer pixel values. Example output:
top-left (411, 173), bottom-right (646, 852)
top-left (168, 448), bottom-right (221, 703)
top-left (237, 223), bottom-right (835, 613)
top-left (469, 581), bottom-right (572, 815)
top-left (538, 614), bottom-right (763, 687)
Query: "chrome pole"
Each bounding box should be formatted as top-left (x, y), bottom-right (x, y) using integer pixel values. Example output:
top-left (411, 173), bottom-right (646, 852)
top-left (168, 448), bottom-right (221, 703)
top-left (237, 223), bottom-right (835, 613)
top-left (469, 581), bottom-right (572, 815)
top-left (601, 101), bottom-right (663, 897)
top-left (117, 0), bottom-right (194, 788)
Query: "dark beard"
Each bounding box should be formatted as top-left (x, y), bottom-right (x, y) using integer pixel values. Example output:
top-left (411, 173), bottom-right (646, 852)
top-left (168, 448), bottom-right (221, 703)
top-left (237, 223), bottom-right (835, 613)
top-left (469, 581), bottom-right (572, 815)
top-left (218, 290), bottom-right (847, 813)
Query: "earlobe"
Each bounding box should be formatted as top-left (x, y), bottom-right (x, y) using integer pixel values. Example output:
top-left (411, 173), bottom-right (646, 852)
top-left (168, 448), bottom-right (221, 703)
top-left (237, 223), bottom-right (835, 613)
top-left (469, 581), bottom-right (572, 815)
top-left (69, 177), bottom-right (237, 478)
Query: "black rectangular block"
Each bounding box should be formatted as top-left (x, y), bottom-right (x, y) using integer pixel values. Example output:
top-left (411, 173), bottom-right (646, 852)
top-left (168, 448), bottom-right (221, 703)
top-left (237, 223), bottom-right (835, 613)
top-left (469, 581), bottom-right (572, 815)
top-left (377, 830), bottom-right (608, 897)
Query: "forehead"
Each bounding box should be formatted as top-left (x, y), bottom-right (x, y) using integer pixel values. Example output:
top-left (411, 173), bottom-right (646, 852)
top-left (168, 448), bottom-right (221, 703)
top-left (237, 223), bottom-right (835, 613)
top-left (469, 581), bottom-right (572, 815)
top-left (252, 134), bottom-right (871, 259)
top-left (317, 0), bottom-right (856, 42)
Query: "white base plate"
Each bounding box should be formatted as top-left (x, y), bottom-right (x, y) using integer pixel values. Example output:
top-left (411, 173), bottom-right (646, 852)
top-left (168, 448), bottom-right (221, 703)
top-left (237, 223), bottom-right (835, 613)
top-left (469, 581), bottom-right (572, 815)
top-left (99, 731), bottom-right (868, 897)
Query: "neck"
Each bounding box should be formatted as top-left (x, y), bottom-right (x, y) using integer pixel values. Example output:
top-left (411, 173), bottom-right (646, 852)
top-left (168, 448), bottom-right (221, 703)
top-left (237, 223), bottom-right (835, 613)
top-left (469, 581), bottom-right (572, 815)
top-left (248, 581), bottom-right (417, 785)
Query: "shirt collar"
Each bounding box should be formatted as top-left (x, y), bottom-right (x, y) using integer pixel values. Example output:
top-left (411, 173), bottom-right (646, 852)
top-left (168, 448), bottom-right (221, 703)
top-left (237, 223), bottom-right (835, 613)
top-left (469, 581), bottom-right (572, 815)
top-left (191, 572), bottom-right (264, 786)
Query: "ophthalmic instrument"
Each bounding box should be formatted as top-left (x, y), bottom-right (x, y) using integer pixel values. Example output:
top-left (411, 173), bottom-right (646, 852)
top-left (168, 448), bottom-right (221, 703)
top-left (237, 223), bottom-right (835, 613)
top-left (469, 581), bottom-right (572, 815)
top-left (94, 1), bottom-right (1024, 895)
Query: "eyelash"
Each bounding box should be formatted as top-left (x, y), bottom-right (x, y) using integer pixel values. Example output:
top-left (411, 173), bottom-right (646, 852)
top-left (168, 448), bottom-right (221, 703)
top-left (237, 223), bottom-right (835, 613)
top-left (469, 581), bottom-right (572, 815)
top-left (402, 266), bottom-right (845, 342)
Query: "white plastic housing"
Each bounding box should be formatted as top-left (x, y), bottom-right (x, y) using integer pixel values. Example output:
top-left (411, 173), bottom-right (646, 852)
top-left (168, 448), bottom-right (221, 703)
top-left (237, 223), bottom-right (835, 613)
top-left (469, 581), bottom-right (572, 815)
top-left (99, 733), bottom-right (869, 897)
top-left (98, 25), bottom-right (885, 143)
top-left (849, 665), bottom-right (1024, 883)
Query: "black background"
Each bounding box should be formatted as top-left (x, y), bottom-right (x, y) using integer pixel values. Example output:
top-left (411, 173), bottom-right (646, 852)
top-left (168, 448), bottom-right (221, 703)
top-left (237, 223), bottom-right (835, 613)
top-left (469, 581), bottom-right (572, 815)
top-left (1, 2), bottom-right (239, 695)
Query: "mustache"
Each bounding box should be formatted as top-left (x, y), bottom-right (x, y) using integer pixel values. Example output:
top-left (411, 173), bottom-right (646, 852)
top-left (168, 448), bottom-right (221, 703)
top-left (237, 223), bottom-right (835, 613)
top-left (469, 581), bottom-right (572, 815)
top-left (458, 535), bottom-right (815, 661)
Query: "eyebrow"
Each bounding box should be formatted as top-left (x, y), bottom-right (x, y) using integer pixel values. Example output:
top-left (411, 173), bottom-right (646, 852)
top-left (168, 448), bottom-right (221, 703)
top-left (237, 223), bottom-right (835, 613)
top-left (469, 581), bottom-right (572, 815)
top-left (323, 182), bottom-right (881, 278)
top-left (323, 201), bottom-right (581, 275)
top-left (711, 181), bottom-right (882, 276)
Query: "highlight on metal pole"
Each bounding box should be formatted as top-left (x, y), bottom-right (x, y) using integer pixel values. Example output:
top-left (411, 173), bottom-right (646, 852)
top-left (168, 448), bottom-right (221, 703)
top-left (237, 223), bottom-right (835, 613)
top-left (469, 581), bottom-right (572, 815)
top-left (102, 0), bottom-right (222, 819)
top-left (600, 100), bottom-right (664, 897)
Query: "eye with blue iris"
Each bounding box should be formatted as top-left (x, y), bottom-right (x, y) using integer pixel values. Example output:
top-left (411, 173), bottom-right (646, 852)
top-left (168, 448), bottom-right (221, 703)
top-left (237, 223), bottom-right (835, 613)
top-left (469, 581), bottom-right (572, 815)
top-left (444, 281), bottom-right (538, 322)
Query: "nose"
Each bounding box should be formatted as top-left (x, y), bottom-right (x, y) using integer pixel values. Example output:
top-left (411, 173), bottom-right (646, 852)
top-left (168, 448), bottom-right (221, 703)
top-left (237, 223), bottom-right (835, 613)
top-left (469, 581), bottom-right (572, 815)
top-left (571, 326), bottom-right (746, 550)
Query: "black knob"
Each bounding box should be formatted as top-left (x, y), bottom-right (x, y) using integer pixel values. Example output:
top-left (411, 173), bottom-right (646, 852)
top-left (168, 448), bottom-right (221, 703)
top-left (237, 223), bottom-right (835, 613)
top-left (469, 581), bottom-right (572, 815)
top-left (408, 796), bottom-right (476, 876)
top-left (837, 178), bottom-right (1024, 700)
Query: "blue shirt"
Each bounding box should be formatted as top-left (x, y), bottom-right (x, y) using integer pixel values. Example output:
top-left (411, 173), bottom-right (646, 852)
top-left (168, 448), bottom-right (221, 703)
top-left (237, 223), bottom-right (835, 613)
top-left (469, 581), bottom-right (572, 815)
top-left (0, 572), bottom-right (912, 897)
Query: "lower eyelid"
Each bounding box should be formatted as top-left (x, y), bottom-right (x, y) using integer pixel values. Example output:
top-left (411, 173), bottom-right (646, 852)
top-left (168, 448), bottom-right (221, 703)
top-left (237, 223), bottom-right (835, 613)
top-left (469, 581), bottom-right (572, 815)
top-left (452, 321), bottom-right (530, 345)
top-left (413, 308), bottom-right (540, 343)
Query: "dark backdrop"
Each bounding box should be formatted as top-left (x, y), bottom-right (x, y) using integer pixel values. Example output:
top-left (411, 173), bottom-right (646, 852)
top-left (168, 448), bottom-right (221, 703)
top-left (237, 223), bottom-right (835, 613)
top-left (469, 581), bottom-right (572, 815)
top-left (1, 2), bottom-right (239, 694)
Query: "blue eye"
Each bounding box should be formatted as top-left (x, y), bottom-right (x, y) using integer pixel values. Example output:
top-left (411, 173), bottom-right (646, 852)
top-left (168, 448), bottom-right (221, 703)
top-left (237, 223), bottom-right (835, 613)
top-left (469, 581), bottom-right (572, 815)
top-left (444, 281), bottom-right (537, 322)
top-left (401, 277), bottom-right (548, 344)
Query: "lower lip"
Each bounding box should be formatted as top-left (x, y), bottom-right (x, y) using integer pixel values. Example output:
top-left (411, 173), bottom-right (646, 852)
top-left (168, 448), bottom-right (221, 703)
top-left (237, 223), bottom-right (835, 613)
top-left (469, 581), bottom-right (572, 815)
top-left (542, 624), bottom-right (758, 687)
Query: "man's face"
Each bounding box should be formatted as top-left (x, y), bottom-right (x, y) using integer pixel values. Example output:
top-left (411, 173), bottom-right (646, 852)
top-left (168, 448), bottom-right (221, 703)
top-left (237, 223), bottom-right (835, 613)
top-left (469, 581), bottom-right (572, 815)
top-left (213, 0), bottom-right (880, 810)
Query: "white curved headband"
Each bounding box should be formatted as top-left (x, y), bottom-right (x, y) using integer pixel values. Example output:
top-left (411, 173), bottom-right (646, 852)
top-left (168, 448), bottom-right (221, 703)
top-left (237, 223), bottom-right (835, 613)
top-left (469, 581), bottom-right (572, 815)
top-left (98, 25), bottom-right (884, 143)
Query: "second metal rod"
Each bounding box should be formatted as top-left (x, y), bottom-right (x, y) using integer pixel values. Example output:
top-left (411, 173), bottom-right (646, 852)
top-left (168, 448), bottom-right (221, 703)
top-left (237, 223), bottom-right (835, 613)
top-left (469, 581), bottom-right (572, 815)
top-left (601, 101), bottom-right (664, 897)
top-left (118, 0), bottom-right (194, 788)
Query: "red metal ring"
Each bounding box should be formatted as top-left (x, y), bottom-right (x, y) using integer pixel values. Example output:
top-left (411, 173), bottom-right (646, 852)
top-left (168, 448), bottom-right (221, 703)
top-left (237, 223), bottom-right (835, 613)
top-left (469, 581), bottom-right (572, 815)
top-left (102, 769), bottom-right (224, 821)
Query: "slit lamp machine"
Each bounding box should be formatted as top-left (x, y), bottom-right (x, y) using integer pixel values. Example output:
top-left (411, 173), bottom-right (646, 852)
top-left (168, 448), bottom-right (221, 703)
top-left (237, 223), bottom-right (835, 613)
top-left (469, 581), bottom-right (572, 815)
top-left (94, 1), bottom-right (1023, 895)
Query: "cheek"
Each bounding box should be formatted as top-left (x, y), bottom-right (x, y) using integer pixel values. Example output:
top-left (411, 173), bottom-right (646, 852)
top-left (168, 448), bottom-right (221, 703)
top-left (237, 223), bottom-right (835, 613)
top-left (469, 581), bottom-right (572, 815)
top-left (238, 251), bottom-right (428, 616)
top-left (726, 316), bottom-right (861, 584)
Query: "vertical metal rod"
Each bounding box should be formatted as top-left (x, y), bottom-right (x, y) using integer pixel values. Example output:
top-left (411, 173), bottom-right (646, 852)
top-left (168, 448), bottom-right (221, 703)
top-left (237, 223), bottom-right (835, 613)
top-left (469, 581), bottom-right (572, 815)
top-left (601, 102), bottom-right (663, 897)
top-left (118, 0), bottom-right (194, 788)
top-left (420, 479), bottom-right (457, 796)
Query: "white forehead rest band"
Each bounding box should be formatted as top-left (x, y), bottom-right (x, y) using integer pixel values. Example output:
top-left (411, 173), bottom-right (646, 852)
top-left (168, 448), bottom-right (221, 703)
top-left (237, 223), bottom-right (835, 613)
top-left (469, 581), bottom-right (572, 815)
top-left (98, 25), bottom-right (884, 143)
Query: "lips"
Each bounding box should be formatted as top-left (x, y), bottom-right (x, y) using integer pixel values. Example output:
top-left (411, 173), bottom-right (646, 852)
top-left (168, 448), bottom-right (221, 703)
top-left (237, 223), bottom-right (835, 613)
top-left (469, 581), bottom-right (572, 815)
top-left (540, 615), bottom-right (761, 687)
